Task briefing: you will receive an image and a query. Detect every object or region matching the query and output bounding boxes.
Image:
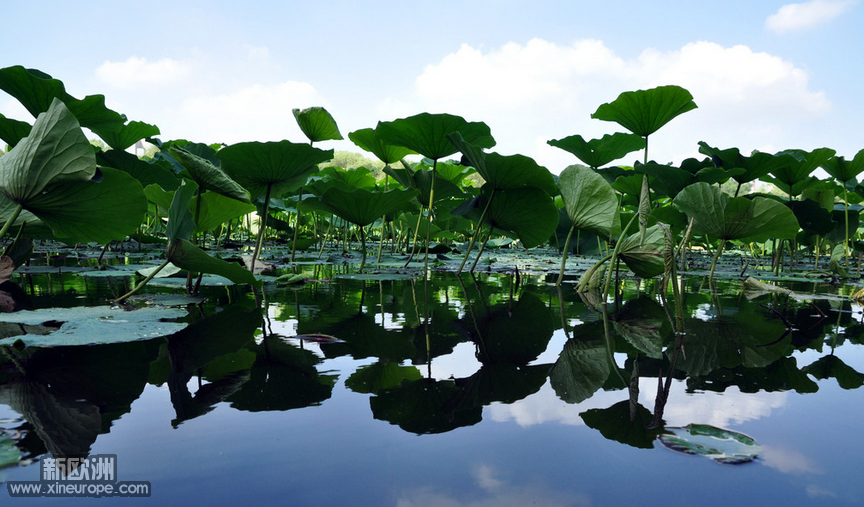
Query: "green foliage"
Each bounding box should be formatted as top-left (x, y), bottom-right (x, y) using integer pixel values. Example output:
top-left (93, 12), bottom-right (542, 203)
top-left (591, 85), bottom-right (697, 138)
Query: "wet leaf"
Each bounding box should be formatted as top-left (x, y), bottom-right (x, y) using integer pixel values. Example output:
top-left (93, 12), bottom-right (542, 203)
top-left (658, 424), bottom-right (761, 464)
top-left (0, 306), bottom-right (188, 347)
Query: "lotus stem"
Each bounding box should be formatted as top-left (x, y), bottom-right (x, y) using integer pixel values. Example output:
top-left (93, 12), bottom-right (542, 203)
top-left (555, 225), bottom-right (576, 287)
top-left (291, 187), bottom-right (303, 262)
top-left (602, 212), bottom-right (640, 302)
top-left (358, 225), bottom-right (368, 272)
top-left (423, 160), bottom-right (437, 274)
top-left (251, 184), bottom-right (273, 274)
top-left (469, 227), bottom-right (494, 274)
top-left (458, 188), bottom-right (496, 274)
top-left (0, 204), bottom-right (23, 239)
top-left (114, 257), bottom-right (172, 303)
top-left (709, 238), bottom-right (726, 282)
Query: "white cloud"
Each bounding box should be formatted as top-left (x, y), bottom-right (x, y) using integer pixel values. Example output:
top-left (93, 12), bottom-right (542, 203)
top-left (95, 56), bottom-right (191, 90)
top-left (765, 0), bottom-right (857, 34)
top-left (402, 38), bottom-right (830, 171)
top-left (174, 81), bottom-right (327, 144)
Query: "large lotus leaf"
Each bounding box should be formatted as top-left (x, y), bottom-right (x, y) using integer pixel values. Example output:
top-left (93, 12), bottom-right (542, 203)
top-left (787, 199), bottom-right (833, 237)
top-left (93, 121), bottom-right (160, 151)
top-left (827, 208), bottom-right (860, 244)
top-left (615, 224), bottom-right (666, 279)
top-left (822, 150), bottom-right (864, 185)
top-left (0, 66), bottom-right (126, 134)
top-left (0, 98), bottom-right (95, 204)
top-left (24, 167), bottom-right (147, 244)
top-left (698, 142), bottom-right (788, 185)
top-left (483, 187), bottom-right (558, 249)
top-left (166, 180), bottom-right (198, 242)
top-left (345, 361), bottom-right (423, 395)
top-left (97, 149), bottom-right (180, 191)
top-left (193, 192), bottom-right (256, 232)
top-left (635, 158), bottom-right (740, 199)
top-left (166, 238), bottom-right (259, 287)
top-left (293, 106), bottom-right (343, 143)
top-left (591, 85), bottom-right (697, 138)
top-left (348, 127), bottom-right (416, 164)
top-left (216, 141), bottom-right (333, 199)
top-left (304, 187), bottom-right (418, 227)
top-left (558, 164), bottom-right (618, 238)
top-left (674, 182), bottom-right (799, 242)
top-left (0, 195), bottom-right (54, 239)
top-left (170, 146), bottom-right (250, 202)
top-left (548, 132), bottom-right (645, 168)
top-left (0, 305), bottom-right (188, 347)
top-left (376, 113), bottom-right (495, 161)
top-left (314, 165), bottom-right (377, 191)
top-left (435, 161), bottom-right (475, 185)
top-left (736, 197), bottom-right (801, 243)
top-left (550, 322), bottom-right (610, 404)
top-left (0, 113), bottom-right (32, 148)
top-left (448, 132), bottom-right (556, 195)
top-left (383, 165), bottom-right (463, 207)
top-left (768, 148), bottom-right (836, 196)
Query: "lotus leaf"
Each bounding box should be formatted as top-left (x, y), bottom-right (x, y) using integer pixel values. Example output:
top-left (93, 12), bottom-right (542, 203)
top-left (658, 424), bottom-right (761, 464)
top-left (592, 85), bottom-right (697, 138)
top-left (0, 305), bottom-right (188, 347)
top-left (293, 106), bottom-right (343, 143)
top-left (548, 132), bottom-right (645, 168)
top-left (348, 127), bottom-right (417, 164)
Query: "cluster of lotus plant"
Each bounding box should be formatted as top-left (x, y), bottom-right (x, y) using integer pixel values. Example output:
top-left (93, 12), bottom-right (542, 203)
top-left (0, 65), bottom-right (861, 301)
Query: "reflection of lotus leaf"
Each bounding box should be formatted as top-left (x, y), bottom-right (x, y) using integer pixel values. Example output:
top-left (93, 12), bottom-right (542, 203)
top-left (658, 424), bottom-right (761, 464)
top-left (581, 400), bottom-right (662, 449)
top-left (370, 378), bottom-right (482, 434)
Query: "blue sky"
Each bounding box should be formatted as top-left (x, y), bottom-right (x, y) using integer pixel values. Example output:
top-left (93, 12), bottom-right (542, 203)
top-left (2, 0), bottom-right (861, 172)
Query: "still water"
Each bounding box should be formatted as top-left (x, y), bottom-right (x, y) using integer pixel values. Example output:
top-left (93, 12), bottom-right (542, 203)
top-left (1, 264), bottom-right (863, 506)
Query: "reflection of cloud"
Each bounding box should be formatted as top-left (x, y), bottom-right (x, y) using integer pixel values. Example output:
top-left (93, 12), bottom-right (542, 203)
top-left (396, 463), bottom-right (590, 507)
top-left (761, 445), bottom-right (821, 474)
top-left (806, 484), bottom-right (839, 499)
top-left (487, 382), bottom-right (619, 427)
top-left (640, 383), bottom-right (787, 428)
top-left (489, 379), bottom-right (788, 430)
top-left (765, 0), bottom-right (857, 34)
top-left (472, 464), bottom-right (503, 492)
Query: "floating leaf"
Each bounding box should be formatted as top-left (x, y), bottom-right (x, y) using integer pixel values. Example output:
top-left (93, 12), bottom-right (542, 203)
top-left (658, 424), bottom-right (761, 464)
top-left (0, 306), bottom-right (188, 347)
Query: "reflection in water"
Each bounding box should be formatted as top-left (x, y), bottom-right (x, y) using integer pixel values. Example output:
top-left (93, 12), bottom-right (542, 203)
top-left (1, 269), bottom-right (863, 488)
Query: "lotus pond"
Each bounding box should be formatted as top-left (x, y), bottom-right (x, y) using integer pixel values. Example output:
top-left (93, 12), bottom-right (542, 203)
top-left (1, 244), bottom-right (864, 506)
